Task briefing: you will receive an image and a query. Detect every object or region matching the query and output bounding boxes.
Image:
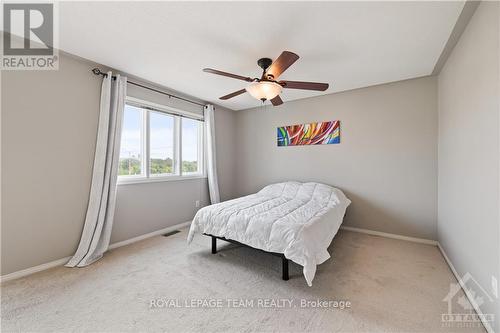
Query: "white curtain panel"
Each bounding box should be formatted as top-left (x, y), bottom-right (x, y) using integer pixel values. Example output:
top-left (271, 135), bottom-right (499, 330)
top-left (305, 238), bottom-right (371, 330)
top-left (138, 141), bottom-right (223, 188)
top-left (204, 105), bottom-right (220, 204)
top-left (66, 72), bottom-right (127, 267)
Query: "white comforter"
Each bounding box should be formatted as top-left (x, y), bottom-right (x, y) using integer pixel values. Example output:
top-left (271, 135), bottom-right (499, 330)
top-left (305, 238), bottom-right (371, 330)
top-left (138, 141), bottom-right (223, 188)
top-left (187, 181), bottom-right (351, 286)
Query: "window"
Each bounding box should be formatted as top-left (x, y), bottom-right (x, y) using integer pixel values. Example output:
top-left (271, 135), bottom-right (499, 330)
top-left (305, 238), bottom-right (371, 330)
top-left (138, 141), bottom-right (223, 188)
top-left (118, 98), bottom-right (204, 183)
top-left (182, 117), bottom-right (203, 174)
top-left (119, 105), bottom-right (144, 177)
top-left (149, 111), bottom-right (174, 176)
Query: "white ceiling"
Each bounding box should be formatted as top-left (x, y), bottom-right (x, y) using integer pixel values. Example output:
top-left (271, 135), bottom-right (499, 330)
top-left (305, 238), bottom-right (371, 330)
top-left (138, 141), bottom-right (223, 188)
top-left (59, 1), bottom-right (464, 110)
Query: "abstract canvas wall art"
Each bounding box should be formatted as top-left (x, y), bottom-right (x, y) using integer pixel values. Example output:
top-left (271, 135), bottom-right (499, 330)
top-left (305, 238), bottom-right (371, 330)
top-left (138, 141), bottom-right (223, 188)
top-left (277, 120), bottom-right (340, 146)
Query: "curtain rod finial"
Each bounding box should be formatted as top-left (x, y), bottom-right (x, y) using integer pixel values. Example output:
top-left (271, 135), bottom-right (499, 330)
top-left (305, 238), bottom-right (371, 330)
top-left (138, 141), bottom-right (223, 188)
top-left (92, 68), bottom-right (102, 75)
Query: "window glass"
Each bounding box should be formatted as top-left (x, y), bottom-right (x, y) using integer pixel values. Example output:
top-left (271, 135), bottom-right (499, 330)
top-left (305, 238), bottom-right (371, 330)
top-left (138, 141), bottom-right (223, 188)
top-left (119, 105), bottom-right (143, 176)
top-left (150, 111), bottom-right (174, 175)
top-left (118, 100), bottom-right (204, 181)
top-left (182, 118), bottom-right (202, 174)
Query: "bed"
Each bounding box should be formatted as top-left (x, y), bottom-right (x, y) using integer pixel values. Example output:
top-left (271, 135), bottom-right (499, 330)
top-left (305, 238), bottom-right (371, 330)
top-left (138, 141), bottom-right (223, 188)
top-left (187, 181), bottom-right (351, 286)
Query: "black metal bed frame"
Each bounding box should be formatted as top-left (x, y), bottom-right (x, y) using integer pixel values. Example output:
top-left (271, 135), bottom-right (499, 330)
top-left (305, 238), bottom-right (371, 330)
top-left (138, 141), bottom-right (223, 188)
top-left (204, 233), bottom-right (289, 281)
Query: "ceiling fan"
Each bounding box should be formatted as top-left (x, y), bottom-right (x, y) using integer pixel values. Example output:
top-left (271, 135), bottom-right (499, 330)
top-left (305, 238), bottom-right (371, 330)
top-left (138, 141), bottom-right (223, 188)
top-left (203, 51), bottom-right (329, 106)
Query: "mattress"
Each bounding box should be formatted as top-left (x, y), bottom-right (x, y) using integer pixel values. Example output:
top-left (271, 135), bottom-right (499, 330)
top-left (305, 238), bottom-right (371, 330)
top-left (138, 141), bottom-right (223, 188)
top-left (187, 181), bottom-right (351, 286)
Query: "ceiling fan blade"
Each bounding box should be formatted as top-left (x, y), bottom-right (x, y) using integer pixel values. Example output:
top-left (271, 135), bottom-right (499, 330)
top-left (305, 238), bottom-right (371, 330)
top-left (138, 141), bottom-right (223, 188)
top-left (266, 51), bottom-right (299, 79)
top-left (219, 89), bottom-right (247, 100)
top-left (270, 95), bottom-right (283, 106)
top-left (281, 80), bottom-right (329, 91)
top-left (203, 68), bottom-right (254, 82)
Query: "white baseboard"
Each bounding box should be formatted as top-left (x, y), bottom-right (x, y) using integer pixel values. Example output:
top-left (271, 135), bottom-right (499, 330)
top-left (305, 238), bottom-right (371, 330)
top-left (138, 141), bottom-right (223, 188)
top-left (108, 221), bottom-right (191, 250)
top-left (0, 221), bottom-right (192, 284)
top-left (340, 226), bottom-right (438, 245)
top-left (0, 256), bottom-right (72, 284)
top-left (437, 243), bottom-right (494, 333)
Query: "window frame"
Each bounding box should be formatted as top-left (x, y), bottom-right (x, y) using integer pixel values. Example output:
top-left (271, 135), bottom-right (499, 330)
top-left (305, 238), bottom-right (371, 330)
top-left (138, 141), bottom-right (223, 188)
top-left (118, 96), bottom-right (206, 185)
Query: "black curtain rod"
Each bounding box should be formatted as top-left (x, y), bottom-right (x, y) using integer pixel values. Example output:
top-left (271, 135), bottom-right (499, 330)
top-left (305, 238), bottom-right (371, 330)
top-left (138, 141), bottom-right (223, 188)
top-left (91, 68), bottom-right (206, 107)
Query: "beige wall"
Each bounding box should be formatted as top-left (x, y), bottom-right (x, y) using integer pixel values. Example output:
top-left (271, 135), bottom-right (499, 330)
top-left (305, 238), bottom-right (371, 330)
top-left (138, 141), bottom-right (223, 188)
top-left (234, 76), bottom-right (438, 240)
top-left (1, 52), bottom-right (236, 275)
top-left (437, 1), bottom-right (499, 330)
top-left (2, 54), bottom-right (100, 275)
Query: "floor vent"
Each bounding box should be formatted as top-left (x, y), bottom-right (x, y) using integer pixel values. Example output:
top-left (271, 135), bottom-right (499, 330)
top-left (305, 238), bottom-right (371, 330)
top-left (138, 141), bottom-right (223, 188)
top-left (163, 230), bottom-right (181, 237)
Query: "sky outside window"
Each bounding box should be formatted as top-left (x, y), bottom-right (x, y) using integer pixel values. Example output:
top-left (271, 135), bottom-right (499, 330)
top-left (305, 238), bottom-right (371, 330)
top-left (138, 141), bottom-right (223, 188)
top-left (150, 111), bottom-right (174, 175)
top-left (182, 118), bottom-right (200, 173)
top-left (119, 105), bottom-right (142, 175)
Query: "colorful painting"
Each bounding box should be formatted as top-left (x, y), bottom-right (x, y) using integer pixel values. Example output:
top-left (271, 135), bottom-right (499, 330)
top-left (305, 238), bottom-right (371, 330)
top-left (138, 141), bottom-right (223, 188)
top-left (277, 120), bottom-right (340, 146)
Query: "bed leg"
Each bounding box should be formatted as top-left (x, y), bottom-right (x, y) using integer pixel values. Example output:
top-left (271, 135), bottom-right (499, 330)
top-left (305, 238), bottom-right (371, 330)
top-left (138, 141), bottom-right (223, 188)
top-left (211, 236), bottom-right (217, 254)
top-left (282, 256), bottom-right (289, 281)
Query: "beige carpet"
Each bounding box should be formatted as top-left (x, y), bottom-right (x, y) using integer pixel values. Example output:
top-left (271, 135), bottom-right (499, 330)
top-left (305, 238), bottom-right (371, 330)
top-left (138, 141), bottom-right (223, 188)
top-left (1, 229), bottom-right (485, 332)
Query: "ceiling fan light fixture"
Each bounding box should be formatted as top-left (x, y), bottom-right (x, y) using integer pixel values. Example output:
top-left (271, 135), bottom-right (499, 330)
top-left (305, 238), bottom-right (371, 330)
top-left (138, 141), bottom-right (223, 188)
top-left (204, 51), bottom-right (328, 106)
top-left (246, 81), bottom-right (282, 101)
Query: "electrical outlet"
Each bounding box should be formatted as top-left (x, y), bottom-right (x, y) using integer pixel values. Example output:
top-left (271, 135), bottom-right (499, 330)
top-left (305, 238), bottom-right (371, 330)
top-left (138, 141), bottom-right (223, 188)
top-left (492, 276), bottom-right (498, 298)
top-left (195, 200), bottom-right (200, 208)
